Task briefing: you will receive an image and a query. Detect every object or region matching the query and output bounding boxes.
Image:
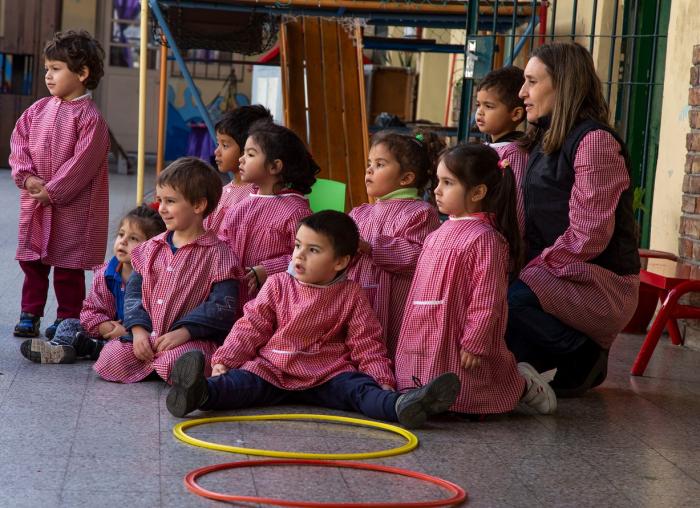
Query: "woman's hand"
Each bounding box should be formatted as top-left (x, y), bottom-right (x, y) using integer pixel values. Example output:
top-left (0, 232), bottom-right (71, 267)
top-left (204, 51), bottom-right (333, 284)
top-left (460, 350), bottom-right (481, 370)
top-left (132, 326), bottom-right (154, 362)
top-left (211, 363), bottom-right (229, 377)
top-left (155, 327), bottom-right (191, 353)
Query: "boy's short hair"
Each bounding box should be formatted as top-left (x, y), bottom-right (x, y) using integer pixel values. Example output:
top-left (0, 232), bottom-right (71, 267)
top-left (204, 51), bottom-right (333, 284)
top-left (157, 157), bottom-right (222, 217)
top-left (44, 30), bottom-right (105, 90)
top-left (298, 211), bottom-right (359, 259)
top-left (215, 105), bottom-right (273, 150)
top-left (476, 66), bottom-right (525, 111)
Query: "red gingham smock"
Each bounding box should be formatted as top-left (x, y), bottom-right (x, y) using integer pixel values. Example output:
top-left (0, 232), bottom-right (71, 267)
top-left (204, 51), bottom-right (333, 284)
top-left (347, 198), bottom-right (440, 358)
top-left (212, 272), bottom-right (396, 390)
top-left (204, 182), bottom-right (257, 233)
top-left (93, 230), bottom-right (242, 383)
top-left (510, 131), bottom-right (640, 349)
top-left (80, 262), bottom-right (119, 336)
top-left (10, 96), bottom-right (110, 269)
top-left (493, 142), bottom-right (528, 237)
top-left (395, 215), bottom-right (525, 414)
top-left (219, 191), bottom-right (312, 306)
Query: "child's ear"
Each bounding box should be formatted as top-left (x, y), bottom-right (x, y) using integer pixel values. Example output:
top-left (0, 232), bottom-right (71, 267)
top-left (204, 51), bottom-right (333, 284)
top-left (471, 183), bottom-right (488, 203)
top-left (511, 106), bottom-right (525, 124)
top-left (269, 159), bottom-right (284, 176)
top-left (400, 171), bottom-right (416, 187)
top-left (193, 198), bottom-right (208, 215)
top-left (77, 66), bottom-right (90, 84)
top-left (334, 254), bottom-right (351, 272)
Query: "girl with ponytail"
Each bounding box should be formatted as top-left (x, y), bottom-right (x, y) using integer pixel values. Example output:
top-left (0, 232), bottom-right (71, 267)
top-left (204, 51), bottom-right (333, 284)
top-left (394, 143), bottom-right (557, 417)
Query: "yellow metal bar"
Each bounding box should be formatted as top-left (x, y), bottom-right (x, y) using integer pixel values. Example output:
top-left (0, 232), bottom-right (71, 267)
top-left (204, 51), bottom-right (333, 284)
top-left (156, 36), bottom-right (168, 176)
top-left (136, 0), bottom-right (149, 205)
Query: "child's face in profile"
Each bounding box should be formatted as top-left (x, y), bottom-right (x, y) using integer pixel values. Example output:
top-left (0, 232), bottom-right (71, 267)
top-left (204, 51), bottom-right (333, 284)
top-left (291, 225), bottom-right (350, 285)
top-left (434, 161), bottom-right (485, 217)
top-left (365, 143), bottom-right (414, 199)
top-left (156, 185), bottom-right (204, 232)
top-left (475, 88), bottom-right (523, 141)
top-left (214, 132), bottom-right (241, 174)
top-left (113, 219), bottom-right (147, 265)
top-left (44, 58), bottom-right (87, 101)
top-left (238, 137), bottom-right (275, 186)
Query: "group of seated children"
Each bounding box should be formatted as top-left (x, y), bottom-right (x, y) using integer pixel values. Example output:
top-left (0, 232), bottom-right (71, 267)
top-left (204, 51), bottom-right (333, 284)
top-left (15, 37), bottom-right (553, 428)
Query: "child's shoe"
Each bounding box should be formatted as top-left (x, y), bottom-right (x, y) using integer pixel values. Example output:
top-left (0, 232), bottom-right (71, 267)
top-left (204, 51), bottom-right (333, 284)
top-left (44, 319), bottom-right (65, 340)
top-left (395, 372), bottom-right (460, 429)
top-left (13, 312), bottom-right (40, 338)
top-left (20, 339), bottom-right (77, 364)
top-left (518, 362), bottom-right (557, 415)
top-left (166, 351), bottom-right (209, 418)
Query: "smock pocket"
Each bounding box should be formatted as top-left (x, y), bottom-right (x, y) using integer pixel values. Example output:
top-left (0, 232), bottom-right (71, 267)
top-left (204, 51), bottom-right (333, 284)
top-left (402, 299), bottom-right (446, 356)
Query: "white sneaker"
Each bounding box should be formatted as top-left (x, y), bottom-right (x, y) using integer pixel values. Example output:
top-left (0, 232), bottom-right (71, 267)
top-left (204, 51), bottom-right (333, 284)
top-left (518, 362), bottom-right (557, 415)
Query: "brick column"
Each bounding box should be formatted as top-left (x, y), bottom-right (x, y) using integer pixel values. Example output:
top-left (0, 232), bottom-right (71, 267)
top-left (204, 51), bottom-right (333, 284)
top-left (680, 45), bottom-right (700, 261)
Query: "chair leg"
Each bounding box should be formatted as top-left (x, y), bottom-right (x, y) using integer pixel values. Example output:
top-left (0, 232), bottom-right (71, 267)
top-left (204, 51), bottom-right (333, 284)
top-left (667, 319), bottom-right (684, 346)
top-left (631, 304), bottom-right (670, 376)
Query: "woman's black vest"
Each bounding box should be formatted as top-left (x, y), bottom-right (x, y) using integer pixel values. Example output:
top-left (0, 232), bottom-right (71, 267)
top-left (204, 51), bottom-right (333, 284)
top-left (522, 119), bottom-right (640, 276)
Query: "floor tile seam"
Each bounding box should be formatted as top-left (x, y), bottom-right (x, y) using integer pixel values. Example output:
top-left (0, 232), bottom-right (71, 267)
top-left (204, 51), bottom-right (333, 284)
top-left (649, 448), bottom-right (700, 485)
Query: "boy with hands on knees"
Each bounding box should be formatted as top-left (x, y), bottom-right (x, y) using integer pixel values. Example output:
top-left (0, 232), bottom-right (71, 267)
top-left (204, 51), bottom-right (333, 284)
top-left (167, 211), bottom-right (459, 429)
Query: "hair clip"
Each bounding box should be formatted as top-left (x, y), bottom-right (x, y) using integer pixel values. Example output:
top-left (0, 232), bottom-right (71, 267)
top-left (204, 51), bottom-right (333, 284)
top-left (415, 133), bottom-right (425, 142)
top-left (498, 159), bottom-right (510, 172)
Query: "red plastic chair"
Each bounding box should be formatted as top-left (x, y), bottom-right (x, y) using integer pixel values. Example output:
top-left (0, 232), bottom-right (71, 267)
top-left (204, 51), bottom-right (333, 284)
top-left (630, 254), bottom-right (700, 376)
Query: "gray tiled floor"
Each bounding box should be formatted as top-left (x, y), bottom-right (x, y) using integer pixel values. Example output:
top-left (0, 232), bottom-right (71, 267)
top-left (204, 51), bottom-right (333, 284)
top-left (1, 169), bottom-right (700, 507)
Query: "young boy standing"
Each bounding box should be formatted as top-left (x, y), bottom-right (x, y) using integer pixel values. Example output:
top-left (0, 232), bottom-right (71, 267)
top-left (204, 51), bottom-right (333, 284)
top-left (94, 158), bottom-right (242, 383)
top-left (206, 105), bottom-right (273, 232)
top-left (167, 211), bottom-right (460, 429)
top-left (475, 66), bottom-right (526, 147)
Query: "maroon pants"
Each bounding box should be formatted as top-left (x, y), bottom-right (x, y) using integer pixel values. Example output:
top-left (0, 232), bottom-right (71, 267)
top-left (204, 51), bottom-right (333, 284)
top-left (19, 260), bottom-right (85, 318)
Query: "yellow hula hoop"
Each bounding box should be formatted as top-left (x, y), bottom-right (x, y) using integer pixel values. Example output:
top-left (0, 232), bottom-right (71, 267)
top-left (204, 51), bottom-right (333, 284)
top-left (173, 413), bottom-right (419, 460)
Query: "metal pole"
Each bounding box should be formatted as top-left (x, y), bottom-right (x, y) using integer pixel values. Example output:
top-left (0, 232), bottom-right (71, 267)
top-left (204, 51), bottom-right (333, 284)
top-left (156, 36), bottom-right (168, 176)
top-left (549, 0), bottom-right (557, 41)
top-left (570, 0), bottom-right (578, 41)
top-left (605, 0), bottom-right (620, 102)
top-left (509, 0), bottom-right (518, 58)
top-left (589, 0), bottom-right (598, 53)
top-left (136, 0), bottom-right (148, 205)
top-left (148, 0), bottom-right (216, 141)
top-left (457, 0), bottom-right (480, 141)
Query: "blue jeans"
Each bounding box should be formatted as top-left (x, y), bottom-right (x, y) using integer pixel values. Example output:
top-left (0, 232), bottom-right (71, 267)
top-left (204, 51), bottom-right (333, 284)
top-left (202, 370), bottom-right (400, 421)
top-left (506, 279), bottom-right (590, 372)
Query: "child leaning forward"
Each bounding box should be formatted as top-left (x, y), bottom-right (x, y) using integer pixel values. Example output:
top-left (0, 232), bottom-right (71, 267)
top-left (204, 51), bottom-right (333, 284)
top-left (167, 211), bottom-right (459, 429)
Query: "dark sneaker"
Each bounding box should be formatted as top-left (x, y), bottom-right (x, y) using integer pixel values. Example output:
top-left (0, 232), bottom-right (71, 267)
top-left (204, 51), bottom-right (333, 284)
top-left (14, 312), bottom-right (40, 338)
top-left (166, 351), bottom-right (209, 418)
top-left (20, 339), bottom-right (77, 364)
top-left (552, 348), bottom-right (609, 398)
top-left (395, 372), bottom-right (460, 429)
top-left (44, 319), bottom-right (65, 340)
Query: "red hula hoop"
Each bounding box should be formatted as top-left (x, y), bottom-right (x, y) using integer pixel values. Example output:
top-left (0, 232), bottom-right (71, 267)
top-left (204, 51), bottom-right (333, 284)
top-left (184, 458), bottom-right (467, 507)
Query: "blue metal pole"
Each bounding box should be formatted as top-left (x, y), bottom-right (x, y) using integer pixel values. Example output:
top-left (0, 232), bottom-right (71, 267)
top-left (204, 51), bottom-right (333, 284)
top-left (148, 0), bottom-right (216, 141)
top-left (505, 16), bottom-right (535, 67)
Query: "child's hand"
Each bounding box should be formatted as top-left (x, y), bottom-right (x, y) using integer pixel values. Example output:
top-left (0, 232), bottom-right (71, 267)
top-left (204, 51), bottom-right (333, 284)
top-left (132, 327), bottom-right (154, 362)
top-left (155, 327), bottom-right (191, 353)
top-left (381, 384), bottom-right (394, 391)
top-left (460, 350), bottom-right (481, 370)
top-left (358, 239), bottom-right (372, 255)
top-left (29, 186), bottom-right (50, 205)
top-left (104, 321), bottom-right (128, 340)
top-left (211, 363), bottom-right (229, 376)
top-left (24, 176), bottom-right (45, 194)
top-left (245, 265), bottom-right (267, 294)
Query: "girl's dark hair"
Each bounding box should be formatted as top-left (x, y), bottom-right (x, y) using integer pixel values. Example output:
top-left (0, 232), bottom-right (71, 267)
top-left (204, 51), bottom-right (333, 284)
top-left (44, 30), bottom-right (105, 90)
top-left (248, 121), bottom-right (320, 194)
top-left (215, 105), bottom-right (273, 149)
top-left (370, 129), bottom-right (445, 198)
top-left (441, 143), bottom-right (523, 273)
top-left (119, 205), bottom-right (166, 239)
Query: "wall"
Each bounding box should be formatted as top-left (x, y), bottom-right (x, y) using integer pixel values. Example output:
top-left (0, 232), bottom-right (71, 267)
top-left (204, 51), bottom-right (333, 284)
top-left (61, 0), bottom-right (97, 34)
top-left (650, 0), bottom-right (700, 253)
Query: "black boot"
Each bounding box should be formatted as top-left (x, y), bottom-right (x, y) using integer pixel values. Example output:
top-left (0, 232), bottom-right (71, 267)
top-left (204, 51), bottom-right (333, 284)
top-left (551, 340), bottom-right (608, 398)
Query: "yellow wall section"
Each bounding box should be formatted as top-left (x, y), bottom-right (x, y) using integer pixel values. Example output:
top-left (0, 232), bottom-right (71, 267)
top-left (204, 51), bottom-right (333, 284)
top-left (61, 0), bottom-right (97, 34)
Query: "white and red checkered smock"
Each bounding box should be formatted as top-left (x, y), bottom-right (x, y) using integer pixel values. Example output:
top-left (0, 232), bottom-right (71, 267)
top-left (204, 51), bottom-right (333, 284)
top-left (347, 199), bottom-right (440, 359)
top-left (219, 191), bottom-right (312, 305)
top-left (510, 131), bottom-right (640, 349)
top-left (93, 230), bottom-right (242, 383)
top-left (395, 215), bottom-right (525, 414)
top-left (212, 272), bottom-right (396, 390)
top-left (10, 96), bottom-right (110, 269)
top-left (80, 262), bottom-right (118, 336)
top-left (204, 182), bottom-right (256, 233)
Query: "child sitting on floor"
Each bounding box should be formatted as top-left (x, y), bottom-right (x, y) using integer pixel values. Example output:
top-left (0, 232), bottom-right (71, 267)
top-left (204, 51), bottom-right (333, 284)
top-left (167, 211), bottom-right (460, 429)
top-left (394, 144), bottom-right (556, 417)
top-left (219, 121), bottom-right (316, 306)
top-left (475, 66), bottom-right (525, 147)
top-left (348, 130), bottom-right (442, 359)
top-left (20, 206), bottom-right (165, 364)
top-left (93, 157), bottom-right (242, 383)
top-left (205, 105), bottom-right (274, 233)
